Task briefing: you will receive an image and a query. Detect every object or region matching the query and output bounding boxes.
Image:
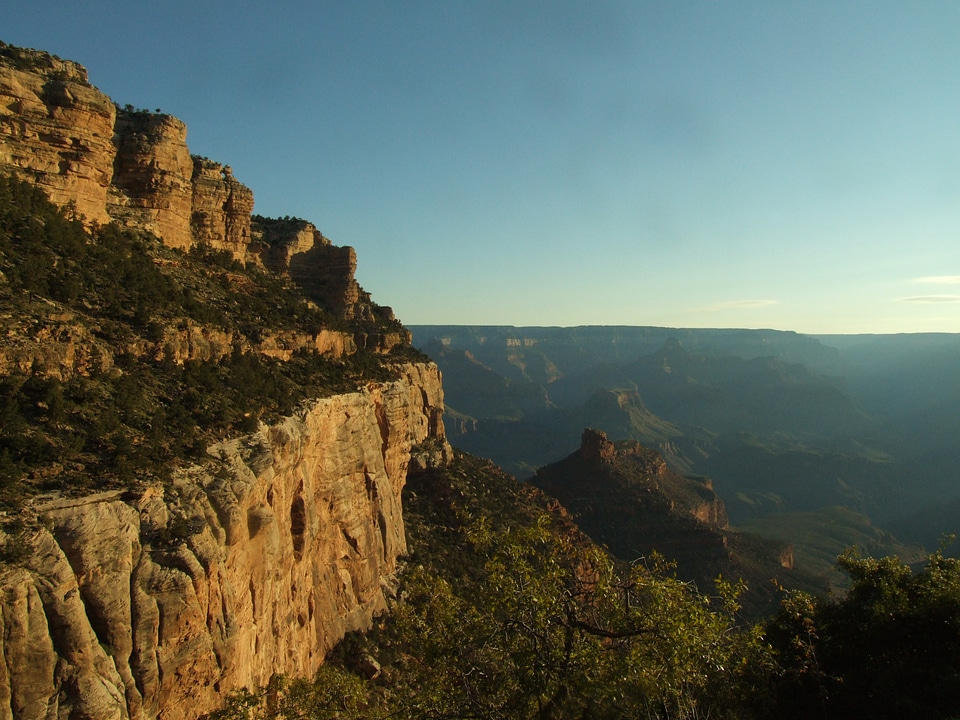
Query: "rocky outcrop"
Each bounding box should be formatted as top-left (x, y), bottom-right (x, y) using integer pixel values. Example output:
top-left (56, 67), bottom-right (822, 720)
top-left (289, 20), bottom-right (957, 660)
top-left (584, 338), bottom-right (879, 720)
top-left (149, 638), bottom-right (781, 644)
top-left (0, 306), bottom-right (357, 381)
top-left (0, 45), bottom-right (243, 258)
top-left (255, 217), bottom-right (361, 318)
top-left (0, 43), bottom-right (369, 323)
top-left (0, 48), bottom-right (116, 225)
top-left (0, 308), bottom-right (115, 380)
top-left (191, 160), bottom-right (254, 260)
top-left (539, 429), bottom-right (729, 536)
top-left (253, 216), bottom-right (405, 335)
top-left (107, 111), bottom-right (194, 249)
top-left (533, 429), bottom-right (793, 616)
top-left (0, 362), bottom-right (450, 720)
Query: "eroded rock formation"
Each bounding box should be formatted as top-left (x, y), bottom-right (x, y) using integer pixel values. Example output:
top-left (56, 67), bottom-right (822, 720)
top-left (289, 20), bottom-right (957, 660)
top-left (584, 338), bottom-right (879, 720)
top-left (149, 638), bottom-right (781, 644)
top-left (0, 43), bottom-right (374, 323)
top-left (191, 159), bottom-right (254, 259)
top-left (0, 308), bottom-right (357, 381)
top-left (108, 111), bottom-right (194, 249)
top-left (0, 363), bottom-right (450, 720)
top-left (253, 216), bottom-right (407, 344)
top-left (0, 49), bottom-right (115, 225)
top-left (0, 41), bottom-right (453, 719)
top-left (533, 429), bottom-right (793, 617)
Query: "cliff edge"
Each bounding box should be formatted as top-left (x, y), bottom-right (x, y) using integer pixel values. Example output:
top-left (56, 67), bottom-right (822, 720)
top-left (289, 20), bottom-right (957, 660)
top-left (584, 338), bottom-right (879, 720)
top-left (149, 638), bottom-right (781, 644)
top-left (0, 42), bottom-right (398, 341)
top-left (0, 41), bottom-right (451, 719)
top-left (0, 364), bottom-right (447, 720)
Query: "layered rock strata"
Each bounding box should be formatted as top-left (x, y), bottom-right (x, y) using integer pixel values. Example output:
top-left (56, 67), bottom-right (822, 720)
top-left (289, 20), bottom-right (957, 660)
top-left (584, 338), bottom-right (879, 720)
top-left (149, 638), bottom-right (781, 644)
top-left (253, 217), bottom-right (407, 345)
top-left (0, 44), bottom-right (369, 322)
top-left (0, 362), bottom-right (450, 720)
top-left (0, 50), bottom-right (115, 224)
top-left (0, 309), bottom-right (358, 381)
top-left (190, 159), bottom-right (254, 259)
top-left (107, 111), bottom-right (194, 249)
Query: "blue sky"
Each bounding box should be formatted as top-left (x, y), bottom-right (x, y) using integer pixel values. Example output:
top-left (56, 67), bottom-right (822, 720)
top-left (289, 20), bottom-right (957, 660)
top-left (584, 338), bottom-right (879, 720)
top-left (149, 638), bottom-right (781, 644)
top-left (3, 1), bottom-right (960, 333)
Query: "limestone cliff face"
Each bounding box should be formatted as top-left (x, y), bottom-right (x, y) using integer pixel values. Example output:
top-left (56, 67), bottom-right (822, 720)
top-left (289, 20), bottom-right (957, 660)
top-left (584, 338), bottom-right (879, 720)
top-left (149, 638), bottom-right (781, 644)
top-left (191, 159), bottom-right (254, 260)
top-left (107, 111), bottom-right (194, 249)
top-left (253, 216), bottom-right (406, 343)
top-left (0, 51), bottom-right (116, 225)
top-left (0, 362), bottom-right (450, 720)
top-left (0, 44), bottom-right (365, 321)
top-left (255, 218), bottom-right (361, 319)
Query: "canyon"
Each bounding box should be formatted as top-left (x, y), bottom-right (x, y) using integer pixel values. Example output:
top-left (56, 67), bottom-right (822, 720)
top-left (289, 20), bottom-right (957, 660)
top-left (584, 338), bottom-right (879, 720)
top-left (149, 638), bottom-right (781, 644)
top-left (0, 42), bottom-right (450, 719)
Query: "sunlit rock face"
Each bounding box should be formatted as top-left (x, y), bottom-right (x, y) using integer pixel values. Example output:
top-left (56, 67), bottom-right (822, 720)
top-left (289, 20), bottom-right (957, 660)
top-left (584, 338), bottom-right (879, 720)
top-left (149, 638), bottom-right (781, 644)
top-left (190, 158), bottom-right (254, 259)
top-left (0, 363), bottom-right (450, 720)
top-left (0, 47), bottom-right (250, 257)
top-left (0, 53), bottom-right (117, 225)
top-left (0, 49), bottom-right (333, 292)
top-left (108, 111), bottom-right (194, 249)
top-left (0, 44), bottom-right (456, 719)
top-left (1, 43), bottom-right (399, 351)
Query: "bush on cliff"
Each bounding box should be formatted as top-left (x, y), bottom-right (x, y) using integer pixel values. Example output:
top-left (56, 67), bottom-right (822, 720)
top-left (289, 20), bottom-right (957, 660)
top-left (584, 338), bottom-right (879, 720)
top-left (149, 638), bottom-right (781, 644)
top-left (767, 547), bottom-right (960, 720)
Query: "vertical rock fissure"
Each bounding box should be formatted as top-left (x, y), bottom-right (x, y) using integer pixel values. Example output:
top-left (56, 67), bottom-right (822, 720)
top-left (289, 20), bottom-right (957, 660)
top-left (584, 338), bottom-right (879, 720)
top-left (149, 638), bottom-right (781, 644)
top-left (290, 497), bottom-right (305, 561)
top-left (374, 402), bottom-right (390, 461)
top-left (377, 511), bottom-right (389, 563)
top-left (0, 597), bottom-right (15, 720)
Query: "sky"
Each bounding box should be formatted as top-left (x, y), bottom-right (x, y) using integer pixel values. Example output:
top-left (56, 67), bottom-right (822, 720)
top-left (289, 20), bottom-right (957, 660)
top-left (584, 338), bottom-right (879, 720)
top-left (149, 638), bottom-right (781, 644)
top-left (3, 1), bottom-right (960, 334)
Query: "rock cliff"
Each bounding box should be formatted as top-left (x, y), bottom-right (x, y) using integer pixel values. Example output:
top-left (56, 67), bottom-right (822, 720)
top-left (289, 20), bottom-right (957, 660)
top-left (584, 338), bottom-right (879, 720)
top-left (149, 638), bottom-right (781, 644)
top-left (0, 47), bottom-right (115, 225)
top-left (0, 40), bottom-right (453, 719)
top-left (0, 363), bottom-right (450, 720)
top-left (0, 42), bottom-right (381, 327)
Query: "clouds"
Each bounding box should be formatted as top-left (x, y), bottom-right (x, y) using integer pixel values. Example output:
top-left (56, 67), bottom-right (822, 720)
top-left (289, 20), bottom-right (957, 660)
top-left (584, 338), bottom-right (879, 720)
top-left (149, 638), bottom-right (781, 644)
top-left (900, 276), bottom-right (960, 303)
top-left (899, 295), bottom-right (960, 304)
top-left (912, 276), bottom-right (960, 285)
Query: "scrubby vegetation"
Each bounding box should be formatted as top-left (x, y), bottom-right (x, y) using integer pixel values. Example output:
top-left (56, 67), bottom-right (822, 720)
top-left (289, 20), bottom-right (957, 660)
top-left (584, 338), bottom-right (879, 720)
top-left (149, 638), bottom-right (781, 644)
top-left (212, 452), bottom-right (960, 719)
top-left (0, 174), bottom-right (409, 505)
top-left (0, 41), bottom-right (76, 77)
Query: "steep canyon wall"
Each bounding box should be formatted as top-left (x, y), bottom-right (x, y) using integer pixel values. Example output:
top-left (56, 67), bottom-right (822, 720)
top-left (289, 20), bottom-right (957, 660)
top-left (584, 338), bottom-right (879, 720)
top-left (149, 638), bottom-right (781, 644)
top-left (0, 42), bottom-right (450, 719)
top-left (0, 44), bottom-right (371, 324)
top-left (0, 363), bottom-right (449, 720)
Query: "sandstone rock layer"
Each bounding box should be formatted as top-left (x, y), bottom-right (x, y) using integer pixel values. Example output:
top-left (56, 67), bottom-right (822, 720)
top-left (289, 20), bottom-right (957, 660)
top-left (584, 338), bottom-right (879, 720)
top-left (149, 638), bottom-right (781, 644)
top-left (0, 362), bottom-right (449, 720)
top-left (0, 54), bottom-right (116, 225)
top-left (0, 45), bottom-right (371, 322)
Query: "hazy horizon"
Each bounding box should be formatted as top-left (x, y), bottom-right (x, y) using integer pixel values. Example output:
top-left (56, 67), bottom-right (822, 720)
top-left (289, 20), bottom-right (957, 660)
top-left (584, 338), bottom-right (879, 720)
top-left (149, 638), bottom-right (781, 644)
top-left (408, 322), bottom-right (960, 338)
top-left (3, 1), bottom-right (960, 334)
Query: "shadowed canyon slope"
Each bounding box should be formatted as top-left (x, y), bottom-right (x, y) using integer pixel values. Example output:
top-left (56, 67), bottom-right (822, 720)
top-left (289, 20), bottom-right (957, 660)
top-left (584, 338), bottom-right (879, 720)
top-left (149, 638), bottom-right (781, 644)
top-left (411, 325), bottom-right (958, 557)
top-left (532, 429), bottom-right (803, 615)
